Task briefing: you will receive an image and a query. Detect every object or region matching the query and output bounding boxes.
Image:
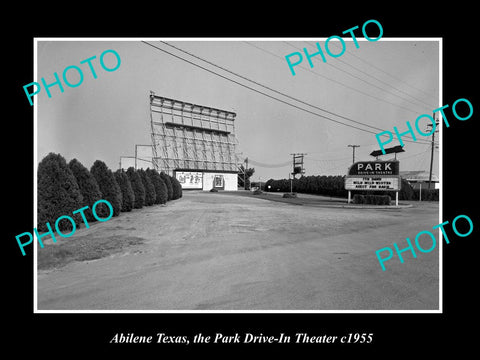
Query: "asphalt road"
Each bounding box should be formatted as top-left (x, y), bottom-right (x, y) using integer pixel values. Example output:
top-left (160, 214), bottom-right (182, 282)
top-left (37, 191), bottom-right (440, 311)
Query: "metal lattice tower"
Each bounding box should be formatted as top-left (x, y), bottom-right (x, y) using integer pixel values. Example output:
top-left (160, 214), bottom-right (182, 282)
top-left (150, 93), bottom-right (240, 175)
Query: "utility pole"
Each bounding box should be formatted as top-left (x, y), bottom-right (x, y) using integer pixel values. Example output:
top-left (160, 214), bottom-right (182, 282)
top-left (244, 157), bottom-right (248, 190)
top-left (135, 145), bottom-right (138, 170)
top-left (290, 153), bottom-right (306, 193)
top-left (426, 115), bottom-right (439, 190)
top-left (348, 145), bottom-right (360, 164)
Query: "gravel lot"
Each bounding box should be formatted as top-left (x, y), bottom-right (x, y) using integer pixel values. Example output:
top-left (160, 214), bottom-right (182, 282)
top-left (37, 191), bottom-right (439, 311)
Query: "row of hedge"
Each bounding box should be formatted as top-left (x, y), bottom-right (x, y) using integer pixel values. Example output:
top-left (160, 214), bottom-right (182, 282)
top-left (264, 175), bottom-right (438, 201)
top-left (37, 153), bottom-right (182, 232)
top-left (353, 194), bottom-right (391, 205)
top-left (265, 176), bottom-right (347, 198)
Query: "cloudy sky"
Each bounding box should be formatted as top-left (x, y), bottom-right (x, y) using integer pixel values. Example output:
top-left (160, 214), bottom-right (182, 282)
top-left (36, 38), bottom-right (439, 182)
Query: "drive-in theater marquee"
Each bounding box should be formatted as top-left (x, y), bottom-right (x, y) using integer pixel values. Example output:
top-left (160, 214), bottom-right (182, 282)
top-left (345, 161), bottom-right (401, 204)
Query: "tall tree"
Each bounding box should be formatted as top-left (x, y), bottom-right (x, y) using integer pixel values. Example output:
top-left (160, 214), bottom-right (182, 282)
top-left (90, 160), bottom-right (122, 217)
top-left (160, 172), bottom-right (173, 201)
top-left (138, 169), bottom-right (156, 206)
top-left (145, 168), bottom-right (168, 205)
top-left (169, 174), bottom-right (183, 199)
top-left (68, 158), bottom-right (103, 222)
top-left (37, 153), bottom-right (83, 232)
top-left (114, 169), bottom-right (135, 212)
top-left (126, 167), bottom-right (145, 209)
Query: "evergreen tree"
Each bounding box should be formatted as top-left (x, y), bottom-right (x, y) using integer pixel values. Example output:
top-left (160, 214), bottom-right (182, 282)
top-left (170, 174), bottom-right (183, 199)
top-left (37, 153), bottom-right (83, 232)
top-left (126, 167), bottom-right (145, 209)
top-left (138, 169), bottom-right (156, 206)
top-left (160, 171), bottom-right (173, 201)
top-left (145, 168), bottom-right (168, 205)
top-left (114, 169), bottom-right (135, 212)
top-left (90, 160), bottom-right (122, 217)
top-left (68, 158), bottom-right (103, 222)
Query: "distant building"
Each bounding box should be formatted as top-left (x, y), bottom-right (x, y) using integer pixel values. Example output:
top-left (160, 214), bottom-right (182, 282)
top-left (400, 170), bottom-right (439, 189)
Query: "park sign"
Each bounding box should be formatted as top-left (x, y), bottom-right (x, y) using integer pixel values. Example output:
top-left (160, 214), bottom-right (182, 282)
top-left (345, 160), bottom-right (401, 191)
top-left (348, 160), bottom-right (399, 176)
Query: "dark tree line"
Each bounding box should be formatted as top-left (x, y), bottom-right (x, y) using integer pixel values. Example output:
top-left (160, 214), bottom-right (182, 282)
top-left (37, 152), bottom-right (183, 230)
top-left (264, 175), bottom-right (438, 201)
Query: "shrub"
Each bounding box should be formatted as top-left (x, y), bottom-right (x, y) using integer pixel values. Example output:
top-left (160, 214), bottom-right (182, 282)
top-left (413, 188), bottom-right (439, 201)
top-left (145, 168), bottom-right (168, 205)
top-left (37, 153), bottom-right (83, 232)
top-left (90, 160), bottom-right (122, 217)
top-left (382, 178), bottom-right (414, 200)
top-left (253, 189), bottom-right (263, 195)
top-left (352, 194), bottom-right (391, 205)
top-left (209, 188), bottom-right (218, 192)
top-left (265, 175), bottom-right (348, 198)
top-left (282, 192), bottom-right (297, 198)
top-left (68, 158), bottom-right (103, 222)
top-left (160, 172), bottom-right (173, 201)
top-left (126, 167), bottom-right (145, 209)
top-left (114, 169), bottom-right (135, 212)
top-left (138, 169), bottom-right (156, 206)
top-left (264, 179), bottom-right (274, 191)
top-left (353, 194), bottom-right (364, 204)
top-left (378, 195), bottom-right (391, 205)
top-left (170, 175), bottom-right (183, 200)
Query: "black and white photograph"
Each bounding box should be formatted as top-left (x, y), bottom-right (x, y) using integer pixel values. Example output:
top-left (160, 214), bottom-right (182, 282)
top-left (7, 8), bottom-right (478, 356)
top-left (34, 38), bottom-right (441, 311)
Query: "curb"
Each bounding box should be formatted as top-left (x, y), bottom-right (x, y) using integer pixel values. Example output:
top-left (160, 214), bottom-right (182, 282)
top-left (300, 202), bottom-right (413, 209)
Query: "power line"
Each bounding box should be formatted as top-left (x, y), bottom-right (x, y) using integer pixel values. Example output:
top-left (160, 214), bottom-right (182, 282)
top-left (142, 41), bottom-right (387, 137)
top-left (287, 41), bottom-right (431, 113)
top-left (145, 41), bottom-right (432, 146)
top-left (396, 148), bottom-right (431, 161)
top-left (338, 42), bottom-right (438, 102)
top-left (245, 41), bottom-right (427, 117)
top-left (308, 156), bottom-right (351, 162)
top-left (314, 41), bottom-right (436, 110)
top-left (247, 158), bottom-right (292, 168)
top-left (413, 148), bottom-right (432, 172)
top-left (161, 41), bottom-right (385, 133)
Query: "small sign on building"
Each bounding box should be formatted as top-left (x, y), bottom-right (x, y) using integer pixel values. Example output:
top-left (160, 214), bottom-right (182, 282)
top-left (176, 171), bottom-right (203, 189)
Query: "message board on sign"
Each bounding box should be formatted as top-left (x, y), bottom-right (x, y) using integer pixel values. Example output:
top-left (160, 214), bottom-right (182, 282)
top-left (345, 176), bottom-right (400, 191)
